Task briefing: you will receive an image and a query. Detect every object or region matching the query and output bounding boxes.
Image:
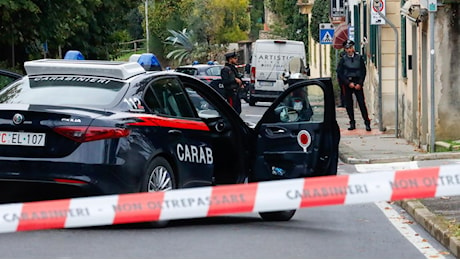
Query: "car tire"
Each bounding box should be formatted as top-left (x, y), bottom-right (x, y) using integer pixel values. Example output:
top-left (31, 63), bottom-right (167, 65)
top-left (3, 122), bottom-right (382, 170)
top-left (325, 151), bottom-right (339, 175)
top-left (246, 92), bottom-right (256, 106)
top-left (248, 97), bottom-right (256, 106)
top-left (259, 210), bottom-right (296, 221)
top-left (140, 156), bottom-right (176, 228)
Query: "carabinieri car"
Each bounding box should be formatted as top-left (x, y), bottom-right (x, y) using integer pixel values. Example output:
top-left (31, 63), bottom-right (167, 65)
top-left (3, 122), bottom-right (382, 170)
top-left (0, 59), bottom-right (340, 223)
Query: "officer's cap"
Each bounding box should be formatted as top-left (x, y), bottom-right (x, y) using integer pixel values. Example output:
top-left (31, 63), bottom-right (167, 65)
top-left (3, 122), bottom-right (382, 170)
top-left (225, 52), bottom-right (238, 60)
top-left (343, 40), bottom-right (355, 49)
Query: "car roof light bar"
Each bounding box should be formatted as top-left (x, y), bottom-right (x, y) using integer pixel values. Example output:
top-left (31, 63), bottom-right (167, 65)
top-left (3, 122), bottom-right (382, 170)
top-left (24, 59), bottom-right (146, 80)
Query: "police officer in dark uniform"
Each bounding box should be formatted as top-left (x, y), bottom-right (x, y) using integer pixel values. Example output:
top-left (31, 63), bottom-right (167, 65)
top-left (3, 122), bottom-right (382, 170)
top-left (221, 52), bottom-right (243, 114)
top-left (336, 40), bottom-right (371, 131)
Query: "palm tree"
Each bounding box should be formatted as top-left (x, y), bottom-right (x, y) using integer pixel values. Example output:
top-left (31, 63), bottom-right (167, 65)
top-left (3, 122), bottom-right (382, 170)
top-left (164, 28), bottom-right (195, 65)
top-left (165, 28), bottom-right (227, 65)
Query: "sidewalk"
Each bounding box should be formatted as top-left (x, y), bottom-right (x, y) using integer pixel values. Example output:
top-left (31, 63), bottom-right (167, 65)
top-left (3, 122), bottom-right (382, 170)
top-left (336, 106), bottom-right (460, 257)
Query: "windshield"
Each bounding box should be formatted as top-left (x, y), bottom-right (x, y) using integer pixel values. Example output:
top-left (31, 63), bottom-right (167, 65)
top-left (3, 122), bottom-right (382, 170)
top-left (0, 76), bottom-right (126, 107)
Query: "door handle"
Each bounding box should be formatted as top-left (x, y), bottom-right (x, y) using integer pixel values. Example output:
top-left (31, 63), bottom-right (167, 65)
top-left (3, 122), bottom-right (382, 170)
top-left (265, 127), bottom-right (287, 135)
top-left (168, 129), bottom-right (182, 135)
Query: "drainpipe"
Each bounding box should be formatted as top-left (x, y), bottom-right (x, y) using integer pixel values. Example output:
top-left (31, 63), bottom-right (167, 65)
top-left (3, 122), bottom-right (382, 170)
top-left (376, 9), bottom-right (399, 138)
top-left (377, 26), bottom-right (385, 132)
top-left (429, 11), bottom-right (436, 153)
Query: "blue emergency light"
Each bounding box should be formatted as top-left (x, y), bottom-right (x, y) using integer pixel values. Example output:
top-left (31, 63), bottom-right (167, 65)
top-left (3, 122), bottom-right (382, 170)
top-left (137, 53), bottom-right (162, 71)
top-left (64, 50), bottom-right (85, 60)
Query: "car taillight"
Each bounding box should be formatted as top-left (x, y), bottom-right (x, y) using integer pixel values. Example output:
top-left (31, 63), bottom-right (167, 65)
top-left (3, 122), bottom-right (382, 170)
top-left (250, 67), bottom-right (255, 84)
top-left (53, 126), bottom-right (130, 142)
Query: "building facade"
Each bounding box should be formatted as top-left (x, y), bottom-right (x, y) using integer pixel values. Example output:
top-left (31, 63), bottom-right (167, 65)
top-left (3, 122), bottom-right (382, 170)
top-left (299, 0), bottom-right (460, 152)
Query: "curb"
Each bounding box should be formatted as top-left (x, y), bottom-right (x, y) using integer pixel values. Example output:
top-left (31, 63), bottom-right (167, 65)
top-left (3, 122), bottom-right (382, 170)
top-left (397, 199), bottom-right (460, 258)
top-left (338, 143), bottom-right (415, 164)
top-left (339, 143), bottom-right (460, 164)
top-left (338, 144), bottom-right (460, 257)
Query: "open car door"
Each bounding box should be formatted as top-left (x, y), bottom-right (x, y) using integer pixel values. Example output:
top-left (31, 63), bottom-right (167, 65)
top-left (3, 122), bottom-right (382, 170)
top-left (252, 78), bottom-right (340, 183)
top-left (251, 78), bottom-right (340, 222)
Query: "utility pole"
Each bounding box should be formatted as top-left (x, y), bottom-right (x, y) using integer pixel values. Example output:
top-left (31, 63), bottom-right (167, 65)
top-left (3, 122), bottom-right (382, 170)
top-left (145, 0), bottom-right (149, 53)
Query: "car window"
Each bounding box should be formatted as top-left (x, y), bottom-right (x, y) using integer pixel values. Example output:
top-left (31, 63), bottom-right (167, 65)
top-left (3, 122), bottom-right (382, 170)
top-left (0, 70), bottom-right (22, 91)
top-left (175, 68), bottom-right (198, 76)
top-left (143, 78), bottom-right (195, 118)
top-left (276, 85), bottom-right (324, 123)
top-left (205, 66), bottom-right (223, 76)
top-left (184, 87), bottom-right (220, 119)
top-left (0, 76), bottom-right (125, 106)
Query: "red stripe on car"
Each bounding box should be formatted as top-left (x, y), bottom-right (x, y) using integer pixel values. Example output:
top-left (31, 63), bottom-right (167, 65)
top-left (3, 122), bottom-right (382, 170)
top-left (128, 115), bottom-right (209, 131)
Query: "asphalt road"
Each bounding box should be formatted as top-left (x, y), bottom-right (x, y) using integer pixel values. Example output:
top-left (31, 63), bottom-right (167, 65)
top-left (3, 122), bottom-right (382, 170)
top-left (0, 201), bottom-right (451, 258)
top-left (0, 101), bottom-right (455, 259)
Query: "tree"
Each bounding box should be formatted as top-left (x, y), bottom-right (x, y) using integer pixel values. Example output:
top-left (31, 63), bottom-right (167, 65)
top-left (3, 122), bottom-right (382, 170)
top-left (212, 0), bottom-right (250, 44)
top-left (164, 28), bottom-right (195, 65)
top-left (164, 28), bottom-right (227, 66)
top-left (0, 0), bottom-right (140, 66)
top-left (159, 0), bottom-right (250, 65)
top-left (310, 0), bottom-right (330, 43)
top-left (249, 0), bottom-right (264, 41)
top-left (141, 0), bottom-right (190, 64)
top-left (266, 0), bottom-right (310, 60)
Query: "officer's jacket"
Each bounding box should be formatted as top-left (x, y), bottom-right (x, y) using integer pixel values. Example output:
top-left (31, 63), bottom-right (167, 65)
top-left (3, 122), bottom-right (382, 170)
top-left (221, 63), bottom-right (241, 96)
top-left (336, 52), bottom-right (366, 86)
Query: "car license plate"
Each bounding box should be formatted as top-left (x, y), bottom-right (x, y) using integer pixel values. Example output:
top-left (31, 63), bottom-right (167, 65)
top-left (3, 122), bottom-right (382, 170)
top-left (0, 131), bottom-right (46, 146)
top-left (259, 81), bottom-right (274, 87)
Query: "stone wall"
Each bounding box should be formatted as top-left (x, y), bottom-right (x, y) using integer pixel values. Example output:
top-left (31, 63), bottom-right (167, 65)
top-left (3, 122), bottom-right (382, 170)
top-left (435, 4), bottom-right (460, 140)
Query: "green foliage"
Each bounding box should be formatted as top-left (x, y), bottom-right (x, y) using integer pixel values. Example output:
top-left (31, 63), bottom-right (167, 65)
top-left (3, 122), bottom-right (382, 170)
top-left (126, 8), bottom-right (145, 40)
top-left (164, 28), bottom-right (195, 65)
top-left (0, 0), bottom-right (140, 66)
top-left (310, 0), bottom-right (330, 43)
top-left (249, 0), bottom-right (265, 41)
top-left (159, 0), bottom-right (249, 65)
top-left (164, 28), bottom-right (226, 66)
top-left (1, 0), bottom-right (251, 68)
top-left (265, 0), bottom-right (310, 62)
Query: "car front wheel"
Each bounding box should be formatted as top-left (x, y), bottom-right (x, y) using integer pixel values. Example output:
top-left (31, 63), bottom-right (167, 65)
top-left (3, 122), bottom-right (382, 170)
top-left (141, 156), bottom-right (176, 227)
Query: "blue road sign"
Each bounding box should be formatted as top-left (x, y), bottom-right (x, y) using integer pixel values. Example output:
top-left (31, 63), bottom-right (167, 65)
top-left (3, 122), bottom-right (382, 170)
top-left (320, 28), bottom-right (334, 45)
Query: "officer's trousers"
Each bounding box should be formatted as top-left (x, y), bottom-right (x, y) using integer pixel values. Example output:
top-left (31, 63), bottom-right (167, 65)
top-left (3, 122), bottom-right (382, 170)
top-left (226, 91), bottom-right (241, 115)
top-left (344, 86), bottom-right (370, 123)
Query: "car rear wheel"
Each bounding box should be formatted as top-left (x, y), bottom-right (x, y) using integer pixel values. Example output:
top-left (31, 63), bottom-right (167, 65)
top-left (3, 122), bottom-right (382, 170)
top-left (259, 210), bottom-right (296, 221)
top-left (141, 156), bottom-right (176, 227)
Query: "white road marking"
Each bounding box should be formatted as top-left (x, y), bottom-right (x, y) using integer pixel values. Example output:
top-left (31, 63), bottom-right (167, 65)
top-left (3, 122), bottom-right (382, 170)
top-left (242, 114), bottom-right (262, 118)
top-left (375, 201), bottom-right (447, 258)
top-left (355, 161), bottom-right (419, 173)
top-left (352, 161), bottom-right (452, 258)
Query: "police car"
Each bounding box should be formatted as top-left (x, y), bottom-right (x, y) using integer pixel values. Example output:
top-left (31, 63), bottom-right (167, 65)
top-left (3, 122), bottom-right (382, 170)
top-left (0, 59), bottom-right (339, 223)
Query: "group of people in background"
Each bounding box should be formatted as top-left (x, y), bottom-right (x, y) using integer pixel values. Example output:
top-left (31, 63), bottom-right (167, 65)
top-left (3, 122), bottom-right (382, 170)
top-left (192, 39), bottom-right (372, 130)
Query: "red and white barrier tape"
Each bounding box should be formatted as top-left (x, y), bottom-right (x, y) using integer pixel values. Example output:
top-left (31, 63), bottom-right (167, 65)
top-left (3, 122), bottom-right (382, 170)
top-left (1, 165), bottom-right (459, 233)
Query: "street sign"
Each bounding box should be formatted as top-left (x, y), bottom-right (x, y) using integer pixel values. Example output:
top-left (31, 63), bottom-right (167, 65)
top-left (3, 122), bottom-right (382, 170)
top-left (319, 23), bottom-right (334, 45)
top-left (371, 0), bottom-right (386, 25)
top-left (42, 42), bottom-right (48, 53)
top-left (421, 0), bottom-right (437, 12)
top-left (348, 26), bottom-right (355, 42)
top-left (330, 0), bottom-right (346, 17)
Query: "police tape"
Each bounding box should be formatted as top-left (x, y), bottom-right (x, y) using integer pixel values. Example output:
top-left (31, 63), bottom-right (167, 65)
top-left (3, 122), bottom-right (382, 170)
top-left (1, 165), bottom-right (460, 233)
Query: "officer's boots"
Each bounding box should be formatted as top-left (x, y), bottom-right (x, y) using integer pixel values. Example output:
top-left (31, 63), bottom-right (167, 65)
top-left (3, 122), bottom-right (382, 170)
top-left (348, 120), bottom-right (356, 130)
top-left (365, 120), bottom-right (371, 131)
